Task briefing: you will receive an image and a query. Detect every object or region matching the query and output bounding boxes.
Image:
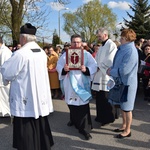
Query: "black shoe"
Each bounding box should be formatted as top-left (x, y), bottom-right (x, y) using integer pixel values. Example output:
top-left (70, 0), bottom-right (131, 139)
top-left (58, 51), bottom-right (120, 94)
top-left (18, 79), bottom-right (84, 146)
top-left (84, 133), bottom-right (92, 140)
top-left (67, 121), bottom-right (74, 126)
top-left (79, 130), bottom-right (92, 140)
top-left (116, 132), bottom-right (131, 139)
top-left (114, 128), bottom-right (124, 132)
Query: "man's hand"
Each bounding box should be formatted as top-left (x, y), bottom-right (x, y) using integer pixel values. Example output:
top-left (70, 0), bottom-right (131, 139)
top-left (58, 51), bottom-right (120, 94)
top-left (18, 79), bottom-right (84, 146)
top-left (106, 68), bottom-right (111, 76)
top-left (64, 64), bottom-right (70, 72)
top-left (80, 65), bottom-right (86, 72)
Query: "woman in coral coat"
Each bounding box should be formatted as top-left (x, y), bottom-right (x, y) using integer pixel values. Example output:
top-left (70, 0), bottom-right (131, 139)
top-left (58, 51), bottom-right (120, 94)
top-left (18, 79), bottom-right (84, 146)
top-left (47, 46), bottom-right (60, 98)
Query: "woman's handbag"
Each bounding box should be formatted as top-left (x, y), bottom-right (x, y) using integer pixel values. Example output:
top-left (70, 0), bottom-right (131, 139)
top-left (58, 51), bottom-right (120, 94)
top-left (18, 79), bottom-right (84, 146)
top-left (108, 83), bottom-right (128, 103)
top-left (108, 71), bottom-right (128, 104)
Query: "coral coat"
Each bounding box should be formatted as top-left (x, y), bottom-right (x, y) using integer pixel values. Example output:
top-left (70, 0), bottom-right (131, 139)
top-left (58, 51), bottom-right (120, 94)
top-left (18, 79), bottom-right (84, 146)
top-left (47, 53), bottom-right (60, 89)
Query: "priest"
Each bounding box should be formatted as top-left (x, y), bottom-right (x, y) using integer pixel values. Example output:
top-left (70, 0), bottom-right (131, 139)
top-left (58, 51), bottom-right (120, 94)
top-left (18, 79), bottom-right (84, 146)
top-left (0, 23), bottom-right (54, 150)
top-left (56, 34), bottom-right (97, 140)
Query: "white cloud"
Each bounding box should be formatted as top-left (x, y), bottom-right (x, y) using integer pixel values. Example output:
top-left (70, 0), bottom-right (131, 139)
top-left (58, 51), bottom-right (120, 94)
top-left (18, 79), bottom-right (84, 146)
top-left (83, 0), bottom-right (101, 3)
top-left (49, 2), bottom-right (65, 11)
top-left (82, 0), bottom-right (93, 3)
top-left (108, 1), bottom-right (131, 10)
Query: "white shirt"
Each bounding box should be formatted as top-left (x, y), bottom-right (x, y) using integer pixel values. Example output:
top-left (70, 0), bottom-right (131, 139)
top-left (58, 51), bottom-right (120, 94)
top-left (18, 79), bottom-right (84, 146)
top-left (0, 41), bottom-right (53, 119)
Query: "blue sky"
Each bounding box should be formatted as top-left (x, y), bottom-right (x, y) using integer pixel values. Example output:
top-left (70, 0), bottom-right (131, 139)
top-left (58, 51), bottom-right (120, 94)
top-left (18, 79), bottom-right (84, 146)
top-left (44, 0), bottom-right (149, 43)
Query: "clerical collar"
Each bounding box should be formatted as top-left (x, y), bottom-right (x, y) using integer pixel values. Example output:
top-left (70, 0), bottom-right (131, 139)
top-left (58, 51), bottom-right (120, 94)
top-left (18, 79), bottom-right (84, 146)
top-left (102, 39), bottom-right (108, 46)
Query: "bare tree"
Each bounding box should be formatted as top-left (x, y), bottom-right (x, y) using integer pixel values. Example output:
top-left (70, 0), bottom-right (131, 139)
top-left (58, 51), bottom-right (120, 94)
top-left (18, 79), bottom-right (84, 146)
top-left (9, 0), bottom-right (25, 46)
top-left (0, 0), bottom-right (12, 38)
top-left (0, 0), bottom-right (52, 46)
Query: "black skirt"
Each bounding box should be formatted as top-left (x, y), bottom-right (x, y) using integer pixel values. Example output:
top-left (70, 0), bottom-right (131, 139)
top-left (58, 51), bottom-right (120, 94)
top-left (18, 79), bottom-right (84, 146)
top-left (68, 103), bottom-right (92, 133)
top-left (95, 90), bottom-right (115, 124)
top-left (13, 116), bottom-right (54, 150)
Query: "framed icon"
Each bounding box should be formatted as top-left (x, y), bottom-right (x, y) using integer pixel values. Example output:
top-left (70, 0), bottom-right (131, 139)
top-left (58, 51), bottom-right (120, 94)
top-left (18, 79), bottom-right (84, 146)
top-left (66, 48), bottom-right (84, 70)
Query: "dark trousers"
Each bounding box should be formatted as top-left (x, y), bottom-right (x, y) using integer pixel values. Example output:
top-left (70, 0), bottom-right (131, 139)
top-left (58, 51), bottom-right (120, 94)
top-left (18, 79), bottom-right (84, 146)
top-left (95, 90), bottom-right (115, 124)
top-left (68, 104), bottom-right (92, 133)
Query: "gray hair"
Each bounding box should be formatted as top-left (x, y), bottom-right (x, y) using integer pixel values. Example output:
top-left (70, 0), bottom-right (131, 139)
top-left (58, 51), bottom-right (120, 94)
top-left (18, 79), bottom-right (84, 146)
top-left (20, 34), bottom-right (36, 42)
top-left (96, 28), bottom-right (108, 35)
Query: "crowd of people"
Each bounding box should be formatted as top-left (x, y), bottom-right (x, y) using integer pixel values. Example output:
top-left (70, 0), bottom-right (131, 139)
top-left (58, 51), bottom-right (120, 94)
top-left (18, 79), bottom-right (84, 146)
top-left (0, 23), bottom-right (150, 150)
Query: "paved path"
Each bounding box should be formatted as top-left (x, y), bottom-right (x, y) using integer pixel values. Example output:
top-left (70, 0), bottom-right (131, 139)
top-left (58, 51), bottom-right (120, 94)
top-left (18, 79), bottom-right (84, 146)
top-left (0, 88), bottom-right (150, 150)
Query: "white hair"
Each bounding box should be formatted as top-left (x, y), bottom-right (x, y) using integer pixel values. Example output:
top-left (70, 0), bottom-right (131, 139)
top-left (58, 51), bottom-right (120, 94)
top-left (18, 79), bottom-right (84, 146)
top-left (20, 34), bottom-right (36, 42)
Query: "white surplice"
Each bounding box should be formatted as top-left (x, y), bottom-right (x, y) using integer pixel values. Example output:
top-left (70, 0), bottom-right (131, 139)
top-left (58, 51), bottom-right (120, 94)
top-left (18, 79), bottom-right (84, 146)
top-left (92, 39), bottom-right (117, 91)
top-left (56, 50), bottom-right (97, 106)
top-left (0, 41), bottom-right (53, 119)
top-left (0, 44), bottom-right (12, 116)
